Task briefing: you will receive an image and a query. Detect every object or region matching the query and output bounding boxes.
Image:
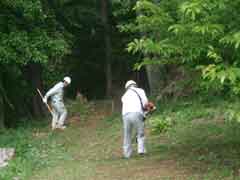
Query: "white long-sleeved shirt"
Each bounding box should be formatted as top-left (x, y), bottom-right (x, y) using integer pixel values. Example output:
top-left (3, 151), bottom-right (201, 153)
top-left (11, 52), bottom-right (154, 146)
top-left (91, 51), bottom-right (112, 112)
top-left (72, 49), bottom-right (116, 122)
top-left (121, 87), bottom-right (148, 116)
top-left (44, 82), bottom-right (65, 102)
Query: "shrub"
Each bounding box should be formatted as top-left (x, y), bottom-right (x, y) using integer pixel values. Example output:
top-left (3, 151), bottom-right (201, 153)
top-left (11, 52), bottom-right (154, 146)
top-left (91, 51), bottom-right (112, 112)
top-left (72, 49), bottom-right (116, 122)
top-left (149, 116), bottom-right (173, 134)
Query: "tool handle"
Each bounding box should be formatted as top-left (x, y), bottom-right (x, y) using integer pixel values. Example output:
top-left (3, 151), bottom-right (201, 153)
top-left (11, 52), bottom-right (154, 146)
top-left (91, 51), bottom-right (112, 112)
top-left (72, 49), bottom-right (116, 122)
top-left (37, 88), bottom-right (53, 114)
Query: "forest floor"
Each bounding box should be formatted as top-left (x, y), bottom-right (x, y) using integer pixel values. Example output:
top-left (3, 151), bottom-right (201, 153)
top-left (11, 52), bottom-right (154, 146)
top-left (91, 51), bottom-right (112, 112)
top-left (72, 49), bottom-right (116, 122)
top-left (1, 97), bottom-right (240, 180)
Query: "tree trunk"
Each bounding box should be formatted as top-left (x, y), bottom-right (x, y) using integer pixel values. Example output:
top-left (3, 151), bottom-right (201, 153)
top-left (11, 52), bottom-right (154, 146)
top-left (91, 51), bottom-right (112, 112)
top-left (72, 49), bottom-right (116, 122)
top-left (136, 0), bottom-right (165, 95)
top-left (145, 64), bottom-right (164, 96)
top-left (101, 0), bottom-right (112, 98)
top-left (27, 63), bottom-right (45, 117)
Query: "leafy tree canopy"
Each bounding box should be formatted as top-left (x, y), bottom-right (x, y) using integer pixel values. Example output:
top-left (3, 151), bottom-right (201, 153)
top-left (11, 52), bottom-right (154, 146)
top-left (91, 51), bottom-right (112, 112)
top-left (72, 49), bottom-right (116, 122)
top-left (0, 0), bottom-right (69, 66)
top-left (118, 0), bottom-right (240, 94)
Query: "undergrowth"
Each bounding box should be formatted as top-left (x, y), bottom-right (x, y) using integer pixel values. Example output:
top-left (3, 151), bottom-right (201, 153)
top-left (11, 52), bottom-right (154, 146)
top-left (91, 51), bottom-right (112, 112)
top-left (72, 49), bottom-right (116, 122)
top-left (0, 100), bottom-right (88, 180)
top-left (148, 95), bottom-right (240, 179)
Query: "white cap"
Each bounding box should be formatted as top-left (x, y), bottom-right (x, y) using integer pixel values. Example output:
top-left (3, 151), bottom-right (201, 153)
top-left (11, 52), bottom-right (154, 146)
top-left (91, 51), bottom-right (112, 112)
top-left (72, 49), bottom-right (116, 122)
top-left (63, 76), bottom-right (71, 84)
top-left (125, 80), bottom-right (137, 89)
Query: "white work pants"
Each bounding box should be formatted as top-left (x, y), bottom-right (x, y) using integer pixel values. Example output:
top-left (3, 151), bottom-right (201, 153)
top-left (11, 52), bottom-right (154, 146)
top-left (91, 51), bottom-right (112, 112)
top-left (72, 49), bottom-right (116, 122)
top-left (122, 112), bottom-right (146, 158)
top-left (51, 100), bottom-right (67, 129)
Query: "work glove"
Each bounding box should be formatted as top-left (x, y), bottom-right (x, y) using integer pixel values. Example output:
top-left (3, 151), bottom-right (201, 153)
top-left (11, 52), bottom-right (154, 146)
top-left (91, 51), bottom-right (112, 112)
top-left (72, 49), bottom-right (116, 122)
top-left (43, 97), bottom-right (48, 104)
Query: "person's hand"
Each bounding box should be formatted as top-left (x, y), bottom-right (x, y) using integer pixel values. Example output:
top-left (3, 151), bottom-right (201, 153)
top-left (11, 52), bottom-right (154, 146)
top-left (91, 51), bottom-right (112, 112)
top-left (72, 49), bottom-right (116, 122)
top-left (43, 97), bottom-right (47, 104)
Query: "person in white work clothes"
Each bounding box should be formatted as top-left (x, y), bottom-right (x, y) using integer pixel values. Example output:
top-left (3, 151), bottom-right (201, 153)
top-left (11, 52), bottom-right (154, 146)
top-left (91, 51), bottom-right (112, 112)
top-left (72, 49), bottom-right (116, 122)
top-left (121, 80), bottom-right (149, 158)
top-left (43, 77), bottom-right (71, 130)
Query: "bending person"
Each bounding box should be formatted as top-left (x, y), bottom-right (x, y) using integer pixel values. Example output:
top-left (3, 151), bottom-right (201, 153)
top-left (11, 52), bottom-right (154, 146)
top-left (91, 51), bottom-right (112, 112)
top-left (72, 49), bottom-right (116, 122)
top-left (43, 77), bottom-right (71, 130)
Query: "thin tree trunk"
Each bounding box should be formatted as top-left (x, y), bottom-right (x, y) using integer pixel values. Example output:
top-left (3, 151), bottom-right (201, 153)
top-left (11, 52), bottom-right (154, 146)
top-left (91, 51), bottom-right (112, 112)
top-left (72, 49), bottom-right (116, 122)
top-left (101, 0), bottom-right (112, 98)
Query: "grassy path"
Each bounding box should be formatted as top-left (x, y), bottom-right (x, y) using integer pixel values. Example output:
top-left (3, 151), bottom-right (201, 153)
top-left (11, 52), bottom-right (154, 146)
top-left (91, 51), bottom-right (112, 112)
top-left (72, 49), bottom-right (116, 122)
top-left (30, 105), bottom-right (191, 180)
top-left (29, 98), bottom-right (240, 180)
top-left (2, 99), bottom-right (240, 179)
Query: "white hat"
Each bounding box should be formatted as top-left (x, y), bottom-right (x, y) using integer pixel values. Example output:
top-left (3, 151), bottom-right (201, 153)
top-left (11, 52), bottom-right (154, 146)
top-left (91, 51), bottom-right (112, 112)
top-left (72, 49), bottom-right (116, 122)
top-left (125, 80), bottom-right (137, 89)
top-left (63, 76), bottom-right (71, 84)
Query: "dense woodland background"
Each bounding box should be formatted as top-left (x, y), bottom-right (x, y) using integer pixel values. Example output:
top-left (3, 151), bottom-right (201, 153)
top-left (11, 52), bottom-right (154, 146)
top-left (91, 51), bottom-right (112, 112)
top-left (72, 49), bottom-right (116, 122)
top-left (1, 0), bottom-right (240, 128)
top-left (2, 0), bottom-right (240, 179)
top-left (0, 0), bottom-right (136, 127)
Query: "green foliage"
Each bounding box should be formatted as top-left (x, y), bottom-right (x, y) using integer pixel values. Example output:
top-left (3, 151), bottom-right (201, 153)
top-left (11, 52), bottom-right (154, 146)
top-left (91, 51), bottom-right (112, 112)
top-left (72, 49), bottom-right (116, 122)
top-left (118, 0), bottom-right (240, 95)
top-left (0, 99), bottom-right (91, 179)
top-left (224, 101), bottom-right (240, 123)
top-left (149, 95), bottom-right (223, 134)
top-left (0, 0), bottom-right (71, 122)
top-left (148, 95), bottom-right (240, 178)
top-left (149, 116), bottom-right (173, 134)
top-left (0, 0), bottom-right (69, 65)
top-left (225, 109), bottom-right (240, 123)
top-left (0, 124), bottom-right (70, 180)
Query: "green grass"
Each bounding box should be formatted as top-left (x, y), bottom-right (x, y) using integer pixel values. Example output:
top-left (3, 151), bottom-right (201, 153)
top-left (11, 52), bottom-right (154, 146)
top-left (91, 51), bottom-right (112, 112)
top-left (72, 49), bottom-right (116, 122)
top-left (148, 96), bottom-right (240, 179)
top-left (2, 96), bottom-right (240, 179)
top-left (0, 125), bottom-right (72, 179)
top-left (0, 100), bottom-right (89, 180)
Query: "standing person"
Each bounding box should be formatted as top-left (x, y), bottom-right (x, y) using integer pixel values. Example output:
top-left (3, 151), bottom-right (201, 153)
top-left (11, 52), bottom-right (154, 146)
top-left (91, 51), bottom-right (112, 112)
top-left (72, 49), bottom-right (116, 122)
top-left (121, 80), bottom-right (148, 158)
top-left (43, 77), bottom-right (71, 130)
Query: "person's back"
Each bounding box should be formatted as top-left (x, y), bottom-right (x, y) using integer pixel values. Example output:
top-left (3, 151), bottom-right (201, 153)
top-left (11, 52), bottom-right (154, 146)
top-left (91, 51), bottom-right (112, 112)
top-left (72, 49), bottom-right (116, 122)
top-left (47, 82), bottom-right (65, 102)
top-left (121, 86), bottom-right (148, 116)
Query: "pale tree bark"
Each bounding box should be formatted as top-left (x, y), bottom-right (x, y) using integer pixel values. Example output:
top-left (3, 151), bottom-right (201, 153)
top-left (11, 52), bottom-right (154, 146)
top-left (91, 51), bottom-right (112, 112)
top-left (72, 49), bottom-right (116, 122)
top-left (145, 64), bottom-right (164, 96)
top-left (101, 0), bottom-right (112, 98)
